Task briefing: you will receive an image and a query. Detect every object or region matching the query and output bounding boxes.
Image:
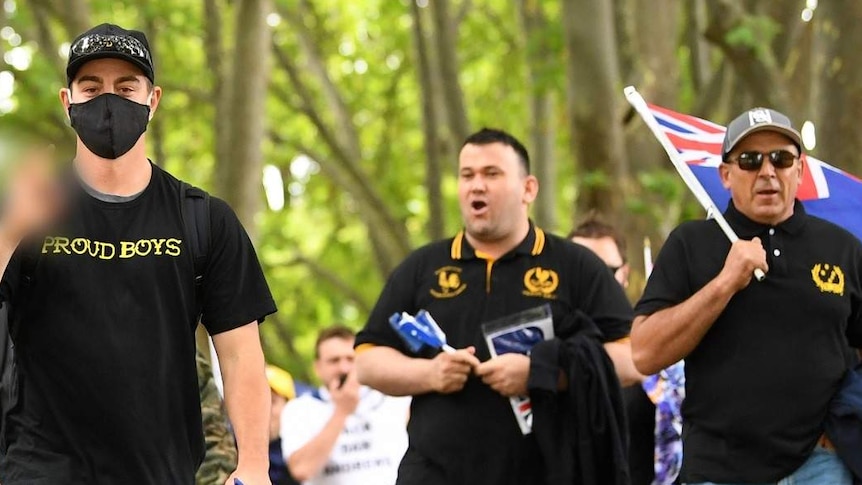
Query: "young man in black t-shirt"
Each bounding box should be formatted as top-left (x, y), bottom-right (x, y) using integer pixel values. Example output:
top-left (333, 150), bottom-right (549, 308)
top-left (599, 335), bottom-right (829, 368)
top-left (0, 24), bottom-right (276, 484)
top-left (633, 108), bottom-right (859, 484)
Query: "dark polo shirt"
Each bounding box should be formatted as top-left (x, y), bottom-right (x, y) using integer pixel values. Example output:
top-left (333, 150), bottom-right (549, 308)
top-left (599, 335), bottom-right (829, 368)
top-left (635, 201), bottom-right (862, 482)
top-left (356, 224), bottom-right (632, 485)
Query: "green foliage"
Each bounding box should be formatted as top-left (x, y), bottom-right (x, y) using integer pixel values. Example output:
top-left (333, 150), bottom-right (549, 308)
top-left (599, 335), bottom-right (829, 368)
top-left (0, 0), bottom-right (831, 377)
top-left (725, 14), bottom-right (781, 61)
top-left (579, 169), bottom-right (612, 190)
top-left (0, 0), bottom-right (674, 374)
top-left (638, 169), bottom-right (684, 202)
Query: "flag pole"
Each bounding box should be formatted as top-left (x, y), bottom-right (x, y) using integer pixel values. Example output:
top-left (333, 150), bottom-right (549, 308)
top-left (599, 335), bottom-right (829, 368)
top-left (643, 237), bottom-right (653, 278)
top-left (624, 86), bottom-right (765, 281)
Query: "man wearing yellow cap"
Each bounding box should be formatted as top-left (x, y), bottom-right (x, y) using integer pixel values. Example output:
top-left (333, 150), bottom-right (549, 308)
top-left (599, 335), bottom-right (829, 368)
top-left (267, 365), bottom-right (301, 485)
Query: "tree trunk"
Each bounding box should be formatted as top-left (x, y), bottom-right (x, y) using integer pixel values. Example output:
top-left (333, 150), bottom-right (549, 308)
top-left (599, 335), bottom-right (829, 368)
top-left (686, 0), bottom-right (711, 94)
top-left (411, 2), bottom-right (446, 241)
top-left (624, 0), bottom-right (681, 175)
top-left (143, 15), bottom-right (165, 166)
top-left (60, 0), bottom-right (90, 39)
top-left (562, 0), bottom-right (627, 217)
top-left (223, 0), bottom-right (271, 239)
top-left (703, 0), bottom-right (788, 109)
top-left (530, 93), bottom-right (557, 231)
top-left (204, 0), bottom-right (231, 191)
top-left (817, 1), bottom-right (862, 173)
top-left (517, 0), bottom-right (557, 231)
top-left (786, 20), bottom-right (815, 125)
top-left (430, 0), bottom-right (471, 144)
top-left (632, 0), bottom-right (680, 106)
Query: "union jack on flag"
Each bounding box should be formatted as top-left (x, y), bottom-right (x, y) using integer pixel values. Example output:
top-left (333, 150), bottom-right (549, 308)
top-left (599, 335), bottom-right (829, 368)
top-left (648, 104), bottom-right (862, 242)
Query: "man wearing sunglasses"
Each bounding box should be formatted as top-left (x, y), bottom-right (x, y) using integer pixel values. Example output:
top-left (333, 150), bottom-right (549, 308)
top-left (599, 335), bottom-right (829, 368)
top-left (569, 217), bottom-right (630, 289)
top-left (631, 107), bottom-right (860, 484)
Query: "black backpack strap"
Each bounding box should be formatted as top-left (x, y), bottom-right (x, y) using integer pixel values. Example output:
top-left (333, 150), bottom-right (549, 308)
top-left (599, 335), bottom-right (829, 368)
top-left (1, 248), bottom-right (36, 453)
top-left (0, 302), bottom-right (15, 454)
top-left (179, 182), bottom-right (211, 315)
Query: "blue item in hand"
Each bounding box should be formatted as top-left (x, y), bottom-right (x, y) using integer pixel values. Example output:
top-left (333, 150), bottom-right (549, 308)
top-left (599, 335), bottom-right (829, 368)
top-left (389, 310), bottom-right (454, 354)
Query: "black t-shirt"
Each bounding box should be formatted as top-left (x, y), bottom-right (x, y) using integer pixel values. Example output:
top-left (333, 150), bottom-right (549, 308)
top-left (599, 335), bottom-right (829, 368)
top-left (635, 201), bottom-right (862, 482)
top-left (355, 225), bottom-right (632, 485)
top-left (0, 164), bottom-right (276, 484)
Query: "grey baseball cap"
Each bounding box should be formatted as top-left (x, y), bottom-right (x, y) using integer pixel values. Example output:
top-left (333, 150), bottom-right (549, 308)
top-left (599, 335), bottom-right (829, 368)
top-left (721, 108), bottom-right (802, 161)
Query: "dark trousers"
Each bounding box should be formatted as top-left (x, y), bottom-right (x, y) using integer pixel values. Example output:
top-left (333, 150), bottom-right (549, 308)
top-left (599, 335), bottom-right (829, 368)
top-left (396, 447), bottom-right (449, 485)
top-left (623, 384), bottom-right (656, 485)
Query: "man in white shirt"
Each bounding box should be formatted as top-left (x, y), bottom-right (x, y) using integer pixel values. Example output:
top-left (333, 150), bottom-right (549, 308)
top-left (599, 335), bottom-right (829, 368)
top-left (280, 326), bottom-right (409, 485)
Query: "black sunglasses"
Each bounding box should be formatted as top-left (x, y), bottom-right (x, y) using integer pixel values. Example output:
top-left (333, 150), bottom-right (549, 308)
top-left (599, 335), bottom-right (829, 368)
top-left (607, 264), bottom-right (623, 274)
top-left (727, 150), bottom-right (798, 171)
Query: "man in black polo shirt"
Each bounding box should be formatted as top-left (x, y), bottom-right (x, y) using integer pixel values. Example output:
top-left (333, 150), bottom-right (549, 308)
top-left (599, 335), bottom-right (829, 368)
top-left (632, 108), bottom-right (860, 484)
top-left (354, 128), bottom-right (640, 485)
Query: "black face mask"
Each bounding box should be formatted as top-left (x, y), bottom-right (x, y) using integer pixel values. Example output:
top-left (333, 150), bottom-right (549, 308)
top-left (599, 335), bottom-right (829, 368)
top-left (68, 93), bottom-right (151, 159)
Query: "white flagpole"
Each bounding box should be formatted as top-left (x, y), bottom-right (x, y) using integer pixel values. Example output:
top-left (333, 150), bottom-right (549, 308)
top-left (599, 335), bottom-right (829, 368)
top-left (624, 86), bottom-right (765, 281)
top-left (643, 237), bottom-right (653, 278)
top-left (208, 336), bottom-right (224, 398)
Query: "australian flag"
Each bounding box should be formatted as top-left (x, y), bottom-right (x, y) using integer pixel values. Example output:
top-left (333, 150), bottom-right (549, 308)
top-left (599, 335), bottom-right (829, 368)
top-left (648, 104), bottom-right (862, 242)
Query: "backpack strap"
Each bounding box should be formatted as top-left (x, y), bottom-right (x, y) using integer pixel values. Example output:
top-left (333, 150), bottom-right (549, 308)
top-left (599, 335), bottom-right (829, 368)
top-left (0, 304), bottom-right (14, 454)
top-left (1, 248), bottom-right (36, 453)
top-left (179, 182), bottom-right (211, 316)
top-left (12, 249), bottom-right (38, 336)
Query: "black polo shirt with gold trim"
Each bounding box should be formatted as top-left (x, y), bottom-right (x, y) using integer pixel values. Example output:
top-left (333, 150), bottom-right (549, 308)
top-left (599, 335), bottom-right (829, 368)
top-left (635, 200), bottom-right (862, 483)
top-left (356, 224), bottom-right (632, 484)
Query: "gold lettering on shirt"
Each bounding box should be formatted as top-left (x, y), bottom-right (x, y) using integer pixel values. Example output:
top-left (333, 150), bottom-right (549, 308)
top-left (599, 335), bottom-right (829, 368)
top-left (119, 241), bottom-right (137, 258)
top-left (97, 241), bottom-right (116, 260)
top-left (53, 237), bottom-right (71, 254)
top-left (41, 236), bottom-right (183, 260)
top-left (164, 238), bottom-right (182, 257)
top-left (150, 238), bottom-right (166, 255)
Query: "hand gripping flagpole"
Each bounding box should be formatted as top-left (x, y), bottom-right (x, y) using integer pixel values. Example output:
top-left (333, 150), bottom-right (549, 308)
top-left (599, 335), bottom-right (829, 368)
top-left (624, 86), bottom-right (765, 282)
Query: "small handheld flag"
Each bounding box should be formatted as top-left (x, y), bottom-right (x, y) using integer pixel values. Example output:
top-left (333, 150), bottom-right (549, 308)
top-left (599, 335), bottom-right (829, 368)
top-left (389, 310), bottom-right (456, 354)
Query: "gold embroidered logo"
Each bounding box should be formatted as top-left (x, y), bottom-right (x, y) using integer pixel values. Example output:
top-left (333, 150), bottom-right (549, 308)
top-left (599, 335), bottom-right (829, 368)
top-left (811, 263), bottom-right (844, 296)
top-left (523, 267), bottom-right (559, 299)
top-left (430, 266), bottom-right (467, 298)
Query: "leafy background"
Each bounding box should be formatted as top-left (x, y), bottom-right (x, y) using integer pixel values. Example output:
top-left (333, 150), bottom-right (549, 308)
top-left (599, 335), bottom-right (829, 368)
top-left (3, 0), bottom-right (859, 382)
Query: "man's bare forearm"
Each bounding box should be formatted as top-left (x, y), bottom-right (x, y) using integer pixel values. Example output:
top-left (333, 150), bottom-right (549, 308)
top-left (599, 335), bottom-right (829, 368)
top-left (355, 346), bottom-right (436, 396)
top-left (631, 276), bottom-right (736, 375)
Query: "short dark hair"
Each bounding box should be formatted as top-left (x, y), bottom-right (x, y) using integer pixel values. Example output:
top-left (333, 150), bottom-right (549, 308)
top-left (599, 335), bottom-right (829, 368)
top-left (567, 215), bottom-right (627, 262)
top-left (462, 127), bottom-right (530, 174)
top-left (314, 325), bottom-right (355, 360)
